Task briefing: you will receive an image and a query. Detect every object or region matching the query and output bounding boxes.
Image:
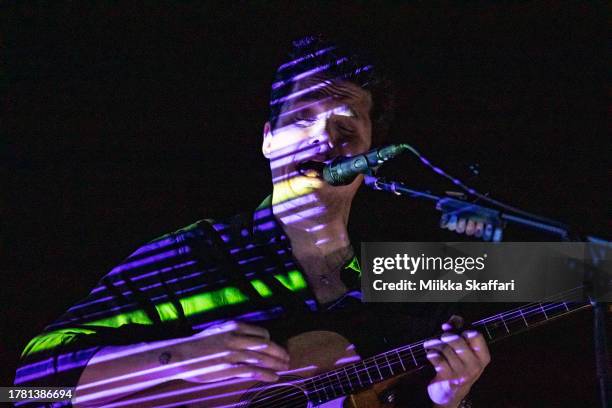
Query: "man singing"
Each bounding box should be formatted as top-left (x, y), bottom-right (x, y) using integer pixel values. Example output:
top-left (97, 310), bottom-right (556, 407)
top-left (16, 35), bottom-right (489, 408)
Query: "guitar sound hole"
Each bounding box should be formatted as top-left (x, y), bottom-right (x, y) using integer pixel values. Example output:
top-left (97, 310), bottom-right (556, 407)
top-left (243, 383), bottom-right (309, 408)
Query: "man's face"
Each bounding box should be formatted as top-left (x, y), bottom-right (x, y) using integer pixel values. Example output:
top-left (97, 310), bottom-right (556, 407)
top-left (263, 76), bottom-right (373, 205)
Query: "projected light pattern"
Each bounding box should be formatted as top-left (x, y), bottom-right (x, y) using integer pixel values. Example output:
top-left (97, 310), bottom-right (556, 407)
top-left (16, 37), bottom-right (368, 407)
top-left (15, 196), bottom-right (361, 391)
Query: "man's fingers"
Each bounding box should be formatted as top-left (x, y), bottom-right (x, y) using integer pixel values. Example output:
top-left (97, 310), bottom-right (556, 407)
top-left (441, 315), bottom-right (464, 331)
top-left (425, 349), bottom-right (451, 375)
top-left (228, 350), bottom-right (290, 371)
top-left (226, 335), bottom-right (290, 362)
top-left (462, 330), bottom-right (491, 366)
top-left (233, 322), bottom-right (271, 340)
top-left (207, 364), bottom-right (280, 383)
top-left (423, 338), bottom-right (463, 374)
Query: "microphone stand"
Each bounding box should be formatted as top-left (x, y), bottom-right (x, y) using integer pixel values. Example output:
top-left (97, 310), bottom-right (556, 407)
top-left (363, 175), bottom-right (611, 408)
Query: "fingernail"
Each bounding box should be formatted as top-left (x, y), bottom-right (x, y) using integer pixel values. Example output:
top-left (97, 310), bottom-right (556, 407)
top-left (423, 339), bottom-right (442, 348)
top-left (441, 333), bottom-right (460, 343)
top-left (463, 330), bottom-right (478, 339)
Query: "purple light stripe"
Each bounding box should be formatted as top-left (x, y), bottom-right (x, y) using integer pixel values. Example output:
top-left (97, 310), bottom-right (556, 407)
top-left (279, 206), bottom-right (327, 224)
top-left (67, 295), bottom-right (115, 313)
top-left (270, 146), bottom-right (321, 169)
top-left (270, 65), bottom-right (373, 106)
top-left (53, 281), bottom-right (212, 330)
top-left (277, 45), bottom-right (336, 71)
top-left (272, 170), bottom-right (301, 183)
top-left (270, 78), bottom-right (331, 106)
top-left (49, 261), bottom-right (199, 328)
top-left (15, 348), bottom-right (100, 383)
top-left (255, 221), bottom-right (276, 233)
top-left (192, 308), bottom-right (285, 331)
top-left (306, 224), bottom-right (326, 232)
top-left (103, 377), bottom-right (252, 408)
top-left (274, 95), bottom-right (334, 120)
top-left (85, 321), bottom-right (243, 369)
top-left (79, 351), bottom-right (231, 392)
top-left (237, 255), bottom-right (265, 265)
top-left (212, 222), bottom-right (231, 232)
top-left (272, 57), bottom-right (348, 90)
top-left (152, 371), bottom-right (313, 408)
top-left (108, 247), bottom-right (192, 277)
top-left (149, 281), bottom-right (209, 302)
top-left (113, 259), bottom-right (197, 286)
top-left (315, 237), bottom-right (331, 246)
top-left (128, 236), bottom-right (176, 258)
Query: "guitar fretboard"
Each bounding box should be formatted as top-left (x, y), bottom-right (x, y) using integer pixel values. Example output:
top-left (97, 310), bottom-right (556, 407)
top-left (302, 300), bottom-right (590, 404)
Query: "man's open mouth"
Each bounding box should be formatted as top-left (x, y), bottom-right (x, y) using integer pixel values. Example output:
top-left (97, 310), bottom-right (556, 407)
top-left (297, 160), bottom-right (327, 178)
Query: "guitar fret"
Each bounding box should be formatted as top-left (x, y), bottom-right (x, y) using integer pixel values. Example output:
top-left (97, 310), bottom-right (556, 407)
top-left (384, 352), bottom-right (395, 375)
top-left (326, 371), bottom-right (337, 398)
top-left (397, 349), bottom-right (406, 371)
top-left (335, 370), bottom-right (345, 395)
top-left (539, 303), bottom-right (549, 319)
top-left (373, 356), bottom-right (383, 380)
top-left (306, 378), bottom-right (323, 404)
top-left (315, 377), bottom-right (329, 402)
top-left (304, 300), bottom-right (587, 405)
top-left (353, 364), bottom-right (363, 387)
top-left (519, 309), bottom-right (529, 327)
top-left (500, 314), bottom-right (509, 333)
top-left (363, 360), bottom-right (373, 384)
top-left (342, 366), bottom-right (353, 391)
top-left (408, 346), bottom-right (418, 366)
top-left (483, 324), bottom-right (493, 340)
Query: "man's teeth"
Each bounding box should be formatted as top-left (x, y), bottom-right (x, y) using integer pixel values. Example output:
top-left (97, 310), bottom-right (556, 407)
top-left (302, 168), bottom-right (320, 178)
top-left (298, 161), bottom-right (325, 178)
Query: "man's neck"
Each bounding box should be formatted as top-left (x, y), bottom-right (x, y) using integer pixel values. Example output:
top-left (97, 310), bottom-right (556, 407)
top-left (271, 191), bottom-right (354, 303)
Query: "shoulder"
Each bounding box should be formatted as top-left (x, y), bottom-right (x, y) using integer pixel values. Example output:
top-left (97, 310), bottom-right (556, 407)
top-left (123, 211), bottom-right (255, 262)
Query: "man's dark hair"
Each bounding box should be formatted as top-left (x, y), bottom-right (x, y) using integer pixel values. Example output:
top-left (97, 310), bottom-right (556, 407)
top-left (269, 35), bottom-right (395, 145)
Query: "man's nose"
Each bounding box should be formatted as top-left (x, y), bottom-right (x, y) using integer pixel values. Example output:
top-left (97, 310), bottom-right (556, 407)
top-left (323, 115), bottom-right (344, 152)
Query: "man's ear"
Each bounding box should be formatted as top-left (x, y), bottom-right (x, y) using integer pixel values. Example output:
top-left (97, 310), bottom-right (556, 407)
top-left (262, 122), bottom-right (273, 159)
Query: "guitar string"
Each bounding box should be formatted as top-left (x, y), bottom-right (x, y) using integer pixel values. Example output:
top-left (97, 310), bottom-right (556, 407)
top-left (129, 290), bottom-right (586, 407)
top-left (158, 290), bottom-right (587, 407)
top-left (249, 286), bottom-right (582, 406)
top-left (118, 288), bottom-right (585, 407)
top-left (248, 301), bottom-right (587, 407)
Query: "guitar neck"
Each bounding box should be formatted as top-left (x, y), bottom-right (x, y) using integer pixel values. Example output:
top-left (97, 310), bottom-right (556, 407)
top-left (303, 300), bottom-right (591, 404)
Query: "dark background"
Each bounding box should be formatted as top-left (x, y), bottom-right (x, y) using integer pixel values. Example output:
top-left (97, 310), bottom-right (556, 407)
top-left (3, 2), bottom-right (609, 406)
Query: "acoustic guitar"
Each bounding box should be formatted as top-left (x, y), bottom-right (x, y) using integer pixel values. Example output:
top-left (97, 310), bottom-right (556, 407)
top-left (100, 297), bottom-right (591, 408)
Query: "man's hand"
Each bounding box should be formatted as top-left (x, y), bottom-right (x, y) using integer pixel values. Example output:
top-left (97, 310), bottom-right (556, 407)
top-left (423, 316), bottom-right (490, 408)
top-left (174, 321), bottom-right (290, 383)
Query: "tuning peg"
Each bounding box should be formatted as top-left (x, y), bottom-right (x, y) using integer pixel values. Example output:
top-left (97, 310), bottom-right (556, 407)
top-left (456, 218), bottom-right (467, 234)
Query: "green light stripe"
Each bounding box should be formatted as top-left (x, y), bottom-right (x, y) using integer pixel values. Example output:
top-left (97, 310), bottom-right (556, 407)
top-left (21, 328), bottom-right (97, 358)
top-left (83, 309), bottom-right (154, 328)
top-left (345, 256), bottom-right (361, 276)
top-left (274, 270), bottom-right (307, 291)
top-left (250, 279), bottom-right (273, 297)
top-left (22, 272), bottom-right (308, 356)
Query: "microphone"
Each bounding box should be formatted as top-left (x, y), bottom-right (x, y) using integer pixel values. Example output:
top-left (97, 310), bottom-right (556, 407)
top-left (321, 144), bottom-right (409, 186)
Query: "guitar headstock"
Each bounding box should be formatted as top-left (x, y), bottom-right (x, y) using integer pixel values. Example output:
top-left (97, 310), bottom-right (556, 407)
top-left (436, 196), bottom-right (505, 241)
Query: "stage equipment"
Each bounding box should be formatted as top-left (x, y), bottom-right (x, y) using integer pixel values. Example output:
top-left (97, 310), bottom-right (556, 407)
top-left (361, 142), bottom-right (611, 408)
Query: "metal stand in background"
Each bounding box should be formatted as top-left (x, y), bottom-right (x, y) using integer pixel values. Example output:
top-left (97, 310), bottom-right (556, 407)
top-left (592, 301), bottom-right (610, 408)
top-left (364, 175), bottom-right (611, 408)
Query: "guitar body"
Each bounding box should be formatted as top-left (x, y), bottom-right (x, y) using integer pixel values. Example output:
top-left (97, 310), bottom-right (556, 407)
top-left (105, 302), bottom-right (589, 407)
top-left (116, 330), bottom-right (407, 407)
